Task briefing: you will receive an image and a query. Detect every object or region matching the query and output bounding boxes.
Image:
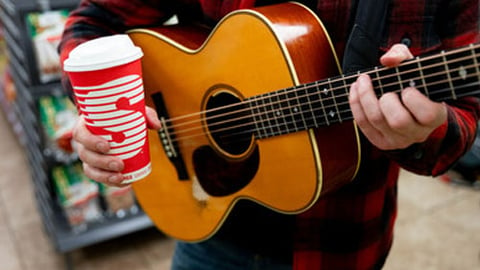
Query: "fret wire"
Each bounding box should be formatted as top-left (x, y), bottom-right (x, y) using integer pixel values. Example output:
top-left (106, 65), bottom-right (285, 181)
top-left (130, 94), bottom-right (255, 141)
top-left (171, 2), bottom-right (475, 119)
top-left (374, 67), bottom-right (384, 95)
top-left (329, 78), bottom-right (342, 123)
top-left (293, 86), bottom-right (308, 129)
top-left (269, 91), bottom-right (284, 136)
top-left (267, 93), bottom-right (280, 136)
top-left (341, 74), bottom-right (350, 102)
top-left (395, 66), bottom-right (403, 90)
top-left (305, 83), bottom-right (319, 127)
top-left (316, 82), bottom-right (330, 126)
top-left (259, 96), bottom-right (271, 138)
top-left (254, 95), bottom-right (265, 137)
top-left (280, 89), bottom-right (296, 133)
top-left (470, 44), bottom-right (480, 82)
top-left (441, 50), bottom-right (456, 99)
top-left (269, 92), bottom-right (282, 136)
top-left (286, 90), bottom-right (299, 132)
top-left (261, 93), bottom-right (276, 136)
top-left (251, 99), bottom-right (264, 138)
top-left (416, 56), bottom-right (429, 97)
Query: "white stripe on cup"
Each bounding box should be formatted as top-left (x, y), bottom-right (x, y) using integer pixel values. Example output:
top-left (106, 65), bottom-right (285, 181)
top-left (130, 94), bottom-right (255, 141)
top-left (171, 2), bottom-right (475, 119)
top-left (84, 110), bottom-right (131, 120)
top-left (116, 149), bottom-right (141, 160)
top-left (91, 112), bottom-right (143, 127)
top-left (124, 123), bottom-right (146, 137)
top-left (74, 75), bottom-right (140, 90)
top-left (109, 139), bottom-right (146, 154)
top-left (76, 86), bottom-right (144, 105)
top-left (82, 104), bottom-right (116, 113)
top-left (103, 117), bottom-right (145, 132)
top-left (74, 78), bottom-right (142, 98)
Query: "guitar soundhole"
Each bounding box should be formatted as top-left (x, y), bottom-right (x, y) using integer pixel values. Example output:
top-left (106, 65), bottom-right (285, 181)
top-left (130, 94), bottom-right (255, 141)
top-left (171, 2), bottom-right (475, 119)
top-left (205, 91), bottom-right (255, 156)
top-left (192, 89), bottom-right (259, 197)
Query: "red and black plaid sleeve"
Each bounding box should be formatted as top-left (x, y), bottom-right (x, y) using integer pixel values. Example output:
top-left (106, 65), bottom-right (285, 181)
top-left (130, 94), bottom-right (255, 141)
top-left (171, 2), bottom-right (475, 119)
top-left (59, 0), bottom-right (173, 66)
top-left (294, 0), bottom-right (480, 269)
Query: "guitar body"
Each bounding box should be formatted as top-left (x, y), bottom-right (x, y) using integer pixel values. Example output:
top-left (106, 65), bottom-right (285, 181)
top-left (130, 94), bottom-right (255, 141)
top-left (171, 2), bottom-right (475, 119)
top-left (128, 2), bottom-right (360, 242)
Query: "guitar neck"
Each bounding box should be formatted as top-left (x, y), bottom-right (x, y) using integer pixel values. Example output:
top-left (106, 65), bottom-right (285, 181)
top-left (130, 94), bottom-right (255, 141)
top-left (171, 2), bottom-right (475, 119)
top-left (247, 43), bottom-right (480, 139)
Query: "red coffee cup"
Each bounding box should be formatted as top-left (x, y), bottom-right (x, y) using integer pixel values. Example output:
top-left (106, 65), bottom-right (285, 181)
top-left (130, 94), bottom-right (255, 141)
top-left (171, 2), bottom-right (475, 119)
top-left (64, 35), bottom-right (151, 183)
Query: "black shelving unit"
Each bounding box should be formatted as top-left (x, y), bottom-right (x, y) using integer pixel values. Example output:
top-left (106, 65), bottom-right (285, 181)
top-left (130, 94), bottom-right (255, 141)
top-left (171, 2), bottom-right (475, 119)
top-left (0, 0), bottom-right (154, 261)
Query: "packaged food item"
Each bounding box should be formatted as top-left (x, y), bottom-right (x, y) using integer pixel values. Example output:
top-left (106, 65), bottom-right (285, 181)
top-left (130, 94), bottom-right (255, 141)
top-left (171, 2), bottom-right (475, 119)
top-left (51, 162), bottom-right (102, 231)
top-left (98, 183), bottom-right (138, 218)
top-left (27, 10), bottom-right (69, 83)
top-left (38, 95), bottom-right (78, 159)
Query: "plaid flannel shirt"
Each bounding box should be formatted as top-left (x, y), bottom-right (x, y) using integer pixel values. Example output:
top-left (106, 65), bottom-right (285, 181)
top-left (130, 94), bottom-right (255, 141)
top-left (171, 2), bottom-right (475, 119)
top-left (60, 0), bottom-right (480, 269)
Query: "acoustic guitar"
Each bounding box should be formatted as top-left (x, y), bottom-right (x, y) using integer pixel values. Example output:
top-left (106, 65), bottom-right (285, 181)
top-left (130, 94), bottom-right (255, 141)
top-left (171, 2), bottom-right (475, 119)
top-left (127, 2), bottom-right (480, 242)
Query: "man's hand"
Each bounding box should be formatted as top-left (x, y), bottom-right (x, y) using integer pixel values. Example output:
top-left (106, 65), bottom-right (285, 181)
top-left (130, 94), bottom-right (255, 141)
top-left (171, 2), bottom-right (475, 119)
top-left (348, 44), bottom-right (448, 150)
top-left (73, 106), bottom-right (161, 186)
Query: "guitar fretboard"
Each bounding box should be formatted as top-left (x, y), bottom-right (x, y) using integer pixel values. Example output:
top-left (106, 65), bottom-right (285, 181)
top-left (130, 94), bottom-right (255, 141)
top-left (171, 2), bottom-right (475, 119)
top-left (246, 43), bottom-right (480, 139)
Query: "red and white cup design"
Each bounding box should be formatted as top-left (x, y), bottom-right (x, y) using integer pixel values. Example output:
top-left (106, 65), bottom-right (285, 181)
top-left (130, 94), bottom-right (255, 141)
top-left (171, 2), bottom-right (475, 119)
top-left (64, 35), bottom-right (151, 183)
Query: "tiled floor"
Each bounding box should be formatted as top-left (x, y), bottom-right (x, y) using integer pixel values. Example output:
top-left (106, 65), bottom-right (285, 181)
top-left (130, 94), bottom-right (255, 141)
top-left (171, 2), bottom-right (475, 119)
top-left (1, 108), bottom-right (480, 270)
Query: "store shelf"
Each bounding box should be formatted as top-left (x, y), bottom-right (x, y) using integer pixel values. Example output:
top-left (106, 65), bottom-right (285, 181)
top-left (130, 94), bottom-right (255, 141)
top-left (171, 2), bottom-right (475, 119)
top-left (52, 208), bottom-right (153, 253)
top-left (0, 0), bottom-right (155, 257)
top-left (0, 0), bottom-right (79, 13)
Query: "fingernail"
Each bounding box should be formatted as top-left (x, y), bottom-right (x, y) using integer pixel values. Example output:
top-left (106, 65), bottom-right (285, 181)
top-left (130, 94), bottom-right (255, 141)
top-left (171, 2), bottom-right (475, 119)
top-left (96, 142), bottom-right (109, 153)
top-left (108, 175), bottom-right (123, 184)
top-left (108, 161), bottom-right (122, 171)
top-left (358, 74), bottom-right (368, 84)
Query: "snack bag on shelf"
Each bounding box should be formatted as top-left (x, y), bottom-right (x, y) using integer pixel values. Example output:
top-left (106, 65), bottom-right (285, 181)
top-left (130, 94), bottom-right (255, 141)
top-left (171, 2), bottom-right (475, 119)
top-left (27, 10), bottom-right (69, 83)
top-left (38, 95), bottom-right (78, 160)
top-left (51, 162), bottom-right (102, 231)
top-left (98, 183), bottom-right (138, 218)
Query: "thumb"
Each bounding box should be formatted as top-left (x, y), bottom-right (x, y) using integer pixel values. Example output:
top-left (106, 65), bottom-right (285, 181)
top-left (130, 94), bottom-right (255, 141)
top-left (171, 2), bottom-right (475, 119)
top-left (145, 106), bottom-right (162, 130)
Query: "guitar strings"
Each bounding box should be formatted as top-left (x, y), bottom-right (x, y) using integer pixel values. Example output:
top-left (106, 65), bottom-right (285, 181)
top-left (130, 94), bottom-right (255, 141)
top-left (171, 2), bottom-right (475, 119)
top-left (168, 71), bottom-right (480, 146)
top-left (166, 61), bottom-right (480, 144)
top-left (168, 68), bottom-right (480, 142)
top-left (163, 47), bottom-right (479, 135)
top-left (169, 80), bottom-right (480, 148)
top-left (162, 43), bottom-right (480, 129)
top-left (203, 83), bottom-right (480, 147)
top-left (161, 46), bottom-right (480, 144)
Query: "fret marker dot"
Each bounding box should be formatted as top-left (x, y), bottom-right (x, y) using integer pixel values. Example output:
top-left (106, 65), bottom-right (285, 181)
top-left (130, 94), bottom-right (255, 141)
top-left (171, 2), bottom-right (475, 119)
top-left (276, 111), bottom-right (282, 116)
top-left (323, 88), bottom-right (329, 95)
top-left (329, 111), bottom-right (335, 118)
top-left (409, 80), bottom-right (416, 88)
top-left (293, 107), bottom-right (299, 113)
top-left (459, 66), bottom-right (467, 80)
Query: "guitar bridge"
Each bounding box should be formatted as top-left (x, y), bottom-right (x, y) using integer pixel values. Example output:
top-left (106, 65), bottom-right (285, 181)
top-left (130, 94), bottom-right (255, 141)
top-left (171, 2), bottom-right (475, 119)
top-left (151, 92), bottom-right (189, 180)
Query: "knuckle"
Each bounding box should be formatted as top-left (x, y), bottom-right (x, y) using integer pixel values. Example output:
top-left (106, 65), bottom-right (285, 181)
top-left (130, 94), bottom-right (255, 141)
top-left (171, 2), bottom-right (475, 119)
top-left (76, 147), bottom-right (88, 162)
top-left (417, 110), bottom-right (437, 125)
top-left (72, 124), bottom-right (81, 140)
top-left (389, 116), bottom-right (410, 131)
top-left (354, 114), bottom-right (367, 127)
top-left (368, 112), bottom-right (385, 126)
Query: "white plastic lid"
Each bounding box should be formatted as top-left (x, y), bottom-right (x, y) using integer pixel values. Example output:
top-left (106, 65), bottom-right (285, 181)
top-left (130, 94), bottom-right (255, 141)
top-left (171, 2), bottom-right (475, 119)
top-left (63, 34), bottom-right (143, 72)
